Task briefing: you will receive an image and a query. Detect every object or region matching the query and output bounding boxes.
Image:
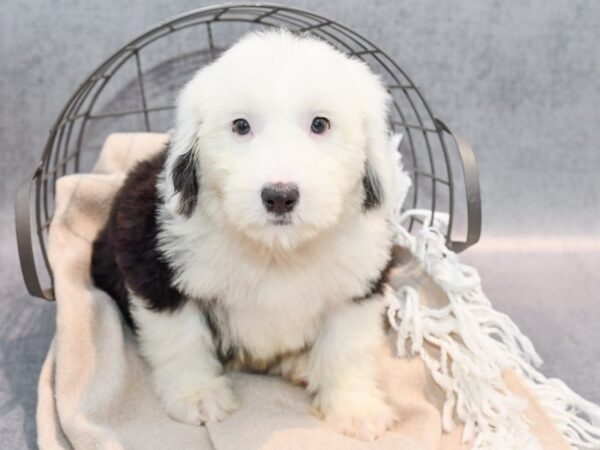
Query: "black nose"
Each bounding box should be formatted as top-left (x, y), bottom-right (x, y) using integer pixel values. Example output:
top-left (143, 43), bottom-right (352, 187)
top-left (261, 183), bottom-right (299, 215)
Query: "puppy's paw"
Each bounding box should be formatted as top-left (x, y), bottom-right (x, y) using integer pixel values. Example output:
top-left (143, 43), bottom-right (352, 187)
top-left (326, 406), bottom-right (395, 441)
top-left (315, 392), bottom-right (395, 441)
top-left (163, 376), bottom-right (240, 425)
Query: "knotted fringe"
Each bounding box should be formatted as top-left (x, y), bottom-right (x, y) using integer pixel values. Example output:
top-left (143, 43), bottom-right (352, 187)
top-left (386, 208), bottom-right (600, 449)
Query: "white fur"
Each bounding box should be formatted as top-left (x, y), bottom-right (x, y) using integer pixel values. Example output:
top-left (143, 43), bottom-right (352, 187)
top-left (130, 295), bottom-right (239, 424)
top-left (308, 298), bottom-right (395, 440)
top-left (132, 29), bottom-right (398, 440)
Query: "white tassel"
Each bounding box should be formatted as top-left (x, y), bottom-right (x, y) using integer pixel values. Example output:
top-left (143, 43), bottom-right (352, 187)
top-left (387, 207), bottom-right (600, 449)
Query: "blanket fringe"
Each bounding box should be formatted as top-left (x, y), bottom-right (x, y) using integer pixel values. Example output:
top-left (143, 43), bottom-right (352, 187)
top-left (387, 208), bottom-right (600, 450)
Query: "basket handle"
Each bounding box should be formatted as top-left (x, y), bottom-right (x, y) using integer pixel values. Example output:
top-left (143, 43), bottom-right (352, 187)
top-left (435, 119), bottom-right (482, 252)
top-left (15, 172), bottom-right (54, 300)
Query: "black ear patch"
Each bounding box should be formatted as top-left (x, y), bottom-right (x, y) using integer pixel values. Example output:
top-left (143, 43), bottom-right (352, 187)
top-left (172, 149), bottom-right (199, 217)
top-left (362, 161), bottom-right (383, 211)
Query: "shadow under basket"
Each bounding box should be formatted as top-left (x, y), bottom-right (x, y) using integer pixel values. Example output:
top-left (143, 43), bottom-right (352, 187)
top-left (15, 2), bottom-right (481, 301)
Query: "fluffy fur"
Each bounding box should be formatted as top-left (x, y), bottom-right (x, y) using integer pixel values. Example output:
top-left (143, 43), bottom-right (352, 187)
top-left (91, 29), bottom-right (398, 441)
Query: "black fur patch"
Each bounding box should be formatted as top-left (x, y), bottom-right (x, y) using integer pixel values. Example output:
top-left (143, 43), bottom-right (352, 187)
top-left (200, 303), bottom-right (235, 365)
top-left (91, 150), bottom-right (188, 328)
top-left (172, 149), bottom-right (199, 217)
top-left (362, 161), bottom-right (383, 211)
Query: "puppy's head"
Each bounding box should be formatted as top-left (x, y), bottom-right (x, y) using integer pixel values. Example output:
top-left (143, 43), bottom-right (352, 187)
top-left (164, 29), bottom-right (394, 251)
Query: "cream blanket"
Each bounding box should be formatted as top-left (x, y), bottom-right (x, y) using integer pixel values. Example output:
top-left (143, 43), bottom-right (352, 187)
top-left (37, 132), bottom-right (576, 449)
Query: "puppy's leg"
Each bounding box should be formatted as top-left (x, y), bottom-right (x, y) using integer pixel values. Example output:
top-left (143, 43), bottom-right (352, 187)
top-left (308, 298), bottom-right (394, 441)
top-left (131, 296), bottom-right (239, 425)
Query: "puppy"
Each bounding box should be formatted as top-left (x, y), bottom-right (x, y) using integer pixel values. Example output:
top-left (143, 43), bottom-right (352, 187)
top-left (92, 29), bottom-right (398, 441)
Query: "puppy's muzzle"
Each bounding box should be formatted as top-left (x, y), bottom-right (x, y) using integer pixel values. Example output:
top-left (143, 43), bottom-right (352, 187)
top-left (261, 182), bottom-right (299, 215)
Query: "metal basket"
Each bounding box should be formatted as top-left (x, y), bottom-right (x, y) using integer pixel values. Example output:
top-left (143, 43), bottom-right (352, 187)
top-left (15, 3), bottom-right (481, 301)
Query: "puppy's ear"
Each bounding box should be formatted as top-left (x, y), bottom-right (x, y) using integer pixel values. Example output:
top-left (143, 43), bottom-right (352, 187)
top-left (362, 161), bottom-right (383, 211)
top-left (357, 69), bottom-right (394, 214)
top-left (171, 147), bottom-right (199, 217)
top-left (164, 74), bottom-right (206, 218)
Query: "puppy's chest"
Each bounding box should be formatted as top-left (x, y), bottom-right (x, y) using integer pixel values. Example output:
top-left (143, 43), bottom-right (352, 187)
top-left (204, 262), bottom-right (351, 359)
top-left (173, 218), bottom-right (393, 361)
top-left (190, 250), bottom-right (382, 363)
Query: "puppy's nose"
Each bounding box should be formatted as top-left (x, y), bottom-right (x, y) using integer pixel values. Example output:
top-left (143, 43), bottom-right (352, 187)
top-left (261, 182), bottom-right (299, 215)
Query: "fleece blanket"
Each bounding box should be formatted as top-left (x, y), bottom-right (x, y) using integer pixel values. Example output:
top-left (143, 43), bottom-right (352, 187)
top-left (37, 132), bottom-right (596, 449)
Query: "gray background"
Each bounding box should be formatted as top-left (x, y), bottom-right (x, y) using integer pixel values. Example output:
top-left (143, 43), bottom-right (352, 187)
top-left (1, 1), bottom-right (599, 448)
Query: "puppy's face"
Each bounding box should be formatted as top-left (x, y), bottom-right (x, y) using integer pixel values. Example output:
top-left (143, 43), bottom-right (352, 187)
top-left (166, 30), bottom-right (392, 251)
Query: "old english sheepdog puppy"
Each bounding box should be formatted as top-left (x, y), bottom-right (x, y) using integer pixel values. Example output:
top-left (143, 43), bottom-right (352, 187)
top-left (92, 29), bottom-right (399, 440)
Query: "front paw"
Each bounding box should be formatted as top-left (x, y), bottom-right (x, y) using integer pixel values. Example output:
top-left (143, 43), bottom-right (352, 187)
top-left (315, 392), bottom-right (395, 441)
top-left (163, 376), bottom-right (240, 425)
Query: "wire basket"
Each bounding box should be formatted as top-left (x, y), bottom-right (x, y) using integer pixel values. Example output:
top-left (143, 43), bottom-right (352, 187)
top-left (15, 3), bottom-right (481, 301)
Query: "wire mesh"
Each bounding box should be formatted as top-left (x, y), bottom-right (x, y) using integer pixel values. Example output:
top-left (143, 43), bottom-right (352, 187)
top-left (18, 3), bottom-right (480, 300)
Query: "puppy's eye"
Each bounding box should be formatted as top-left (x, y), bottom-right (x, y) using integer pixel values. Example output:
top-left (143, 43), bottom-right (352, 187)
top-left (232, 118), bottom-right (251, 135)
top-left (311, 117), bottom-right (330, 134)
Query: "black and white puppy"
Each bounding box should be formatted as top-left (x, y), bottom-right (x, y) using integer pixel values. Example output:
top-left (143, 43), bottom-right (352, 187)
top-left (92, 29), bottom-right (398, 441)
